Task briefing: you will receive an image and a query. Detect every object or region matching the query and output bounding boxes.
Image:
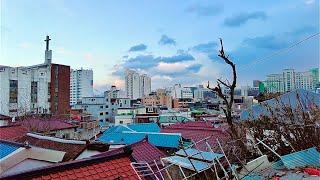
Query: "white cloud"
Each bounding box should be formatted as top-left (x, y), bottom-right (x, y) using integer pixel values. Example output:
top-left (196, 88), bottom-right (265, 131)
top-left (155, 62), bottom-right (188, 73)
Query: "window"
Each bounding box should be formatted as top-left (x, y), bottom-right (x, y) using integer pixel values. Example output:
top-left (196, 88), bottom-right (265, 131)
top-left (120, 121), bottom-right (123, 124)
top-left (31, 81), bottom-right (38, 103)
top-left (9, 80), bottom-right (18, 103)
top-left (105, 112), bottom-right (109, 115)
top-left (100, 112), bottom-right (103, 115)
top-left (105, 105), bottom-right (108, 108)
top-left (100, 106), bottom-right (103, 109)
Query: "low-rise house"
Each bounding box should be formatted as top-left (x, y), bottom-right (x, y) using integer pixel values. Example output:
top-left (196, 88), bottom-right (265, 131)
top-left (134, 106), bottom-right (159, 123)
top-left (0, 140), bottom-right (65, 176)
top-left (0, 147), bottom-right (139, 179)
top-left (114, 108), bottom-right (135, 125)
top-left (15, 133), bottom-right (88, 162)
top-left (18, 118), bottom-right (77, 139)
top-left (98, 123), bottom-right (182, 150)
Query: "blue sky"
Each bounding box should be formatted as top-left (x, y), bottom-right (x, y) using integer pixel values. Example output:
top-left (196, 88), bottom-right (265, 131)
top-left (1, 0), bottom-right (319, 92)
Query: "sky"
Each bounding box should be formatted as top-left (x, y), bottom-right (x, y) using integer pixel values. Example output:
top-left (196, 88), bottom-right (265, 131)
top-left (1, 0), bottom-right (319, 93)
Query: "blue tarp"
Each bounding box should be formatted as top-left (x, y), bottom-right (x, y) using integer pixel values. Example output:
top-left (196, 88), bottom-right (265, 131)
top-left (241, 89), bottom-right (320, 120)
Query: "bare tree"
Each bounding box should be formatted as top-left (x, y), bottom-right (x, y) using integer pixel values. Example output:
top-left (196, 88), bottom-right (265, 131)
top-left (207, 38), bottom-right (238, 138)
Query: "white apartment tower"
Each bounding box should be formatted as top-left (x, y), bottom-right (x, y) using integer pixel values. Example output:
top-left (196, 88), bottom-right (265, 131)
top-left (125, 69), bottom-right (151, 99)
top-left (139, 74), bottom-right (151, 97)
top-left (70, 69), bottom-right (93, 106)
top-left (264, 68), bottom-right (319, 93)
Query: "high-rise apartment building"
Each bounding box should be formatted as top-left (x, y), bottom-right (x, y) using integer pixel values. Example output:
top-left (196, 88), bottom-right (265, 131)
top-left (264, 68), bottom-right (319, 93)
top-left (0, 36), bottom-right (70, 117)
top-left (125, 69), bottom-right (151, 99)
top-left (139, 74), bottom-right (151, 98)
top-left (70, 69), bottom-right (93, 106)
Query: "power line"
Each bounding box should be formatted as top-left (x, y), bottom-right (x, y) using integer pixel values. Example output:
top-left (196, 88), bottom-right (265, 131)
top-left (238, 32), bottom-right (320, 71)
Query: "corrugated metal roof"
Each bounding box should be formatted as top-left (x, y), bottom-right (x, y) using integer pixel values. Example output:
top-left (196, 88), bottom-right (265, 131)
top-left (98, 123), bottom-right (181, 148)
top-left (127, 123), bottom-right (160, 133)
top-left (280, 147), bottom-right (320, 169)
top-left (0, 142), bottom-right (19, 159)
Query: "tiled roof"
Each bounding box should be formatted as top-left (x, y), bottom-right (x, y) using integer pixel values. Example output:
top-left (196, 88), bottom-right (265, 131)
top-left (161, 121), bottom-right (230, 151)
top-left (0, 140), bottom-right (21, 159)
top-left (95, 139), bottom-right (166, 163)
top-left (19, 118), bottom-right (76, 132)
top-left (130, 139), bottom-right (166, 162)
top-left (15, 135), bottom-right (87, 161)
top-left (0, 125), bottom-right (28, 141)
top-left (1, 149), bottom-right (138, 180)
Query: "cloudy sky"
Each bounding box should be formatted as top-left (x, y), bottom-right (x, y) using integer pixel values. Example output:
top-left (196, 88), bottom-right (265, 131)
top-left (1, 0), bottom-right (319, 92)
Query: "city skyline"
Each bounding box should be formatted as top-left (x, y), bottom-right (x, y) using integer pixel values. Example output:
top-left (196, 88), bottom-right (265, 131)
top-left (1, 0), bottom-right (319, 92)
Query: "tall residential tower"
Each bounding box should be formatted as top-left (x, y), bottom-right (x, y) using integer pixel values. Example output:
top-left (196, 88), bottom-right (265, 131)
top-left (125, 69), bottom-right (151, 99)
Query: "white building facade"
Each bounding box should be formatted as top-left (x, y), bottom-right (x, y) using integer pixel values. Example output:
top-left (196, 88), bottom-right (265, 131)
top-left (0, 65), bottom-right (51, 117)
top-left (70, 69), bottom-right (93, 106)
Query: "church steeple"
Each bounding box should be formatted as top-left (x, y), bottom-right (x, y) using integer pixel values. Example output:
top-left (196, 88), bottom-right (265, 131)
top-left (44, 35), bottom-right (52, 64)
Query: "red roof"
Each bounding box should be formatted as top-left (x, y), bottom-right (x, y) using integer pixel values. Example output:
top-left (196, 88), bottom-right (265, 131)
top-left (94, 139), bottom-right (166, 163)
top-left (18, 118), bottom-right (76, 132)
top-left (16, 135), bottom-right (87, 161)
top-left (131, 139), bottom-right (166, 163)
top-left (0, 125), bottom-right (28, 141)
top-left (1, 150), bottom-right (139, 180)
top-left (161, 121), bottom-right (230, 151)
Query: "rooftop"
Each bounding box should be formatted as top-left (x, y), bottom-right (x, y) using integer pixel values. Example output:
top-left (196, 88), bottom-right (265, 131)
top-left (0, 125), bottom-right (28, 141)
top-left (0, 140), bottom-right (21, 159)
top-left (98, 123), bottom-right (182, 148)
top-left (1, 149), bottom-right (138, 180)
top-left (161, 121), bottom-right (230, 151)
top-left (18, 118), bottom-right (76, 132)
top-left (95, 138), bottom-right (166, 163)
top-left (15, 133), bottom-right (88, 161)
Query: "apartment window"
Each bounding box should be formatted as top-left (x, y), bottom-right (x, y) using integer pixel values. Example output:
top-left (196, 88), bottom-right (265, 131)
top-left (105, 105), bottom-right (108, 108)
top-left (105, 112), bottom-right (109, 115)
top-left (100, 106), bottom-right (103, 109)
top-left (9, 80), bottom-right (18, 103)
top-left (31, 81), bottom-right (38, 103)
top-left (100, 112), bottom-right (103, 115)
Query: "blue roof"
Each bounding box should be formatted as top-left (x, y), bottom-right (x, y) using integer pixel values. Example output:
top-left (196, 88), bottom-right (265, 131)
top-left (104, 125), bottom-right (134, 133)
top-left (98, 131), bottom-right (146, 145)
top-left (98, 123), bottom-right (181, 148)
top-left (280, 147), bottom-right (320, 169)
top-left (147, 133), bottom-right (181, 148)
top-left (127, 123), bottom-right (160, 133)
top-left (0, 142), bottom-right (20, 159)
top-left (241, 89), bottom-right (320, 120)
